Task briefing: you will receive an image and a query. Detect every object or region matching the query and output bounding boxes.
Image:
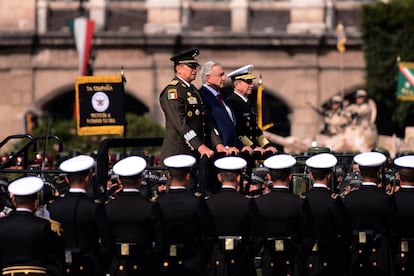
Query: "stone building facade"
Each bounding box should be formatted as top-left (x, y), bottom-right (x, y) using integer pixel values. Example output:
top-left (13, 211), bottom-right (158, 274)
top-left (0, 0), bottom-right (367, 147)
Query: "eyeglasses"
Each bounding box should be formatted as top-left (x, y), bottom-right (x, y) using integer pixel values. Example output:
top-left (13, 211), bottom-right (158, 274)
top-left (185, 63), bottom-right (200, 70)
top-left (242, 79), bottom-right (253, 84)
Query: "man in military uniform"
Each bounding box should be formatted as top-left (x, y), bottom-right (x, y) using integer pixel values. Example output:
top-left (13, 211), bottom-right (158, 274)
top-left (157, 154), bottom-right (210, 276)
top-left (343, 152), bottom-right (395, 276)
top-left (323, 95), bottom-right (351, 136)
top-left (105, 156), bottom-right (163, 276)
top-left (345, 89), bottom-right (374, 128)
top-left (226, 65), bottom-right (277, 157)
top-left (392, 155), bottom-right (414, 275)
top-left (256, 154), bottom-right (314, 276)
top-left (206, 156), bottom-right (261, 276)
top-left (48, 155), bottom-right (113, 276)
top-left (0, 176), bottom-right (64, 275)
top-left (159, 49), bottom-right (229, 162)
top-left (304, 153), bottom-right (352, 276)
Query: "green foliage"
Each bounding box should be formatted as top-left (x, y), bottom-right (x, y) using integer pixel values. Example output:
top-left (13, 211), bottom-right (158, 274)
top-left (361, 0), bottom-right (414, 135)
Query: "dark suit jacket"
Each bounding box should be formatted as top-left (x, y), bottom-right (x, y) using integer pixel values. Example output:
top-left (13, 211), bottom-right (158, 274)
top-left (393, 187), bottom-right (414, 238)
top-left (0, 210), bottom-right (64, 274)
top-left (159, 77), bottom-right (222, 161)
top-left (199, 85), bottom-right (241, 148)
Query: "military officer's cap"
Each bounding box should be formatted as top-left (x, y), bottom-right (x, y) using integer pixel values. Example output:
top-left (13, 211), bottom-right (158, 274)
top-left (59, 155), bottom-right (95, 173)
top-left (251, 172), bottom-right (265, 185)
top-left (394, 155), bottom-right (414, 169)
top-left (356, 89), bottom-right (367, 97)
top-left (214, 156), bottom-right (247, 172)
top-left (163, 154), bottom-right (196, 168)
top-left (170, 48), bottom-right (200, 67)
top-left (353, 152), bottom-right (386, 167)
top-left (227, 64), bottom-right (256, 81)
top-left (8, 176), bottom-right (44, 197)
top-left (112, 156), bottom-right (147, 177)
top-left (158, 173), bottom-right (168, 185)
top-left (264, 154), bottom-right (296, 170)
top-left (306, 153), bottom-right (338, 169)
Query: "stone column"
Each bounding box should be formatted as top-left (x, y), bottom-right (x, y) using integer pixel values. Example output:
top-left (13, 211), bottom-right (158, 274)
top-left (230, 0), bottom-right (248, 32)
top-left (287, 0), bottom-right (326, 34)
top-left (90, 0), bottom-right (106, 31)
top-left (36, 0), bottom-right (48, 34)
top-left (145, 0), bottom-right (182, 34)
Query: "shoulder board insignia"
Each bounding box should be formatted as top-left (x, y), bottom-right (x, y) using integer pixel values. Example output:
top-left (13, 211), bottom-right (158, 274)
top-left (44, 218), bottom-right (63, 236)
top-left (168, 89), bottom-right (178, 100)
top-left (169, 80), bottom-right (179, 85)
top-left (331, 193), bottom-right (339, 199)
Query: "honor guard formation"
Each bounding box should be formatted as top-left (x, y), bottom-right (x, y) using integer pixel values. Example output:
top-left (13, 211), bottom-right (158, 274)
top-left (1, 48), bottom-right (414, 276)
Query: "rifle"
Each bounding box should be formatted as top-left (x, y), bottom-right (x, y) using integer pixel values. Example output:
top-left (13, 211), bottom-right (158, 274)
top-left (306, 102), bottom-right (328, 117)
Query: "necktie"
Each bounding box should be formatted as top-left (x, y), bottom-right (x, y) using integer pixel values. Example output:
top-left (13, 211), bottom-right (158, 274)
top-left (217, 94), bottom-right (225, 107)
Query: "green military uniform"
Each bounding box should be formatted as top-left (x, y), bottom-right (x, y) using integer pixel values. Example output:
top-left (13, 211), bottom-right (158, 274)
top-left (159, 49), bottom-right (221, 162)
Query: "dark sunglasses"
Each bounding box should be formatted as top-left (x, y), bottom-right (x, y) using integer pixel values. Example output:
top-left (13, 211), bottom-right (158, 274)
top-left (242, 79), bottom-right (253, 84)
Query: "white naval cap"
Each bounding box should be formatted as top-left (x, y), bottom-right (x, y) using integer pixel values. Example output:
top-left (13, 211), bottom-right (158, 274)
top-left (353, 152), bottom-right (386, 167)
top-left (214, 156), bottom-right (247, 171)
top-left (163, 154), bottom-right (196, 168)
top-left (264, 154), bottom-right (297, 170)
top-left (394, 155), bottom-right (414, 168)
top-left (306, 153), bottom-right (338, 169)
top-left (8, 176), bottom-right (44, 196)
top-left (59, 155), bottom-right (95, 173)
top-left (112, 156), bottom-right (147, 177)
top-left (227, 64), bottom-right (256, 81)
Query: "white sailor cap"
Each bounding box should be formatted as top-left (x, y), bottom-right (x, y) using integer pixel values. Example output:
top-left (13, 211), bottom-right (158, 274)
top-left (214, 156), bottom-right (247, 172)
top-left (264, 154), bottom-right (297, 170)
top-left (163, 154), bottom-right (196, 168)
top-left (394, 155), bottom-right (414, 169)
top-left (59, 155), bottom-right (95, 173)
top-left (353, 152), bottom-right (386, 167)
top-left (8, 176), bottom-right (44, 196)
top-left (306, 153), bottom-right (338, 169)
top-left (112, 156), bottom-right (147, 177)
top-left (227, 64), bottom-right (256, 81)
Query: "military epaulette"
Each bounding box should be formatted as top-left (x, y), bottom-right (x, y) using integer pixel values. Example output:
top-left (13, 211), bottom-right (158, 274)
top-left (169, 80), bottom-right (179, 86)
top-left (331, 193), bottom-right (339, 200)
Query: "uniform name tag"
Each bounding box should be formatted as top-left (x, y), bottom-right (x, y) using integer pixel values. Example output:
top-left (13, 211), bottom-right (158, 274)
top-left (121, 243), bottom-right (130, 256)
top-left (170, 245), bottom-right (177, 257)
top-left (275, 240), bottom-right (284, 252)
top-left (225, 238), bottom-right (234, 251)
top-left (65, 251), bottom-right (72, 264)
top-left (401, 241), bottom-right (409, 253)
top-left (359, 232), bottom-right (366, 244)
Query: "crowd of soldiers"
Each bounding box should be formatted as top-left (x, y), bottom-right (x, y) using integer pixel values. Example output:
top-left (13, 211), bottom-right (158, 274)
top-left (0, 148), bottom-right (414, 276)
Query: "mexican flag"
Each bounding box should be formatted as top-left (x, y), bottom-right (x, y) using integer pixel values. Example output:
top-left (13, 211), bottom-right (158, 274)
top-left (397, 62), bottom-right (414, 101)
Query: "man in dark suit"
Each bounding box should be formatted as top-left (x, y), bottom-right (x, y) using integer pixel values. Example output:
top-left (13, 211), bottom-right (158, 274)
top-left (199, 61), bottom-right (252, 154)
top-left (106, 156), bottom-right (163, 276)
top-left (256, 154), bottom-right (314, 276)
top-left (226, 64), bottom-right (277, 157)
top-left (392, 155), bottom-right (414, 275)
top-left (157, 154), bottom-right (210, 276)
top-left (159, 49), bottom-right (229, 162)
top-left (304, 153), bottom-right (352, 276)
top-left (206, 156), bottom-right (261, 276)
top-left (0, 176), bottom-right (64, 276)
top-left (343, 152), bottom-right (395, 276)
top-left (48, 155), bottom-right (113, 276)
